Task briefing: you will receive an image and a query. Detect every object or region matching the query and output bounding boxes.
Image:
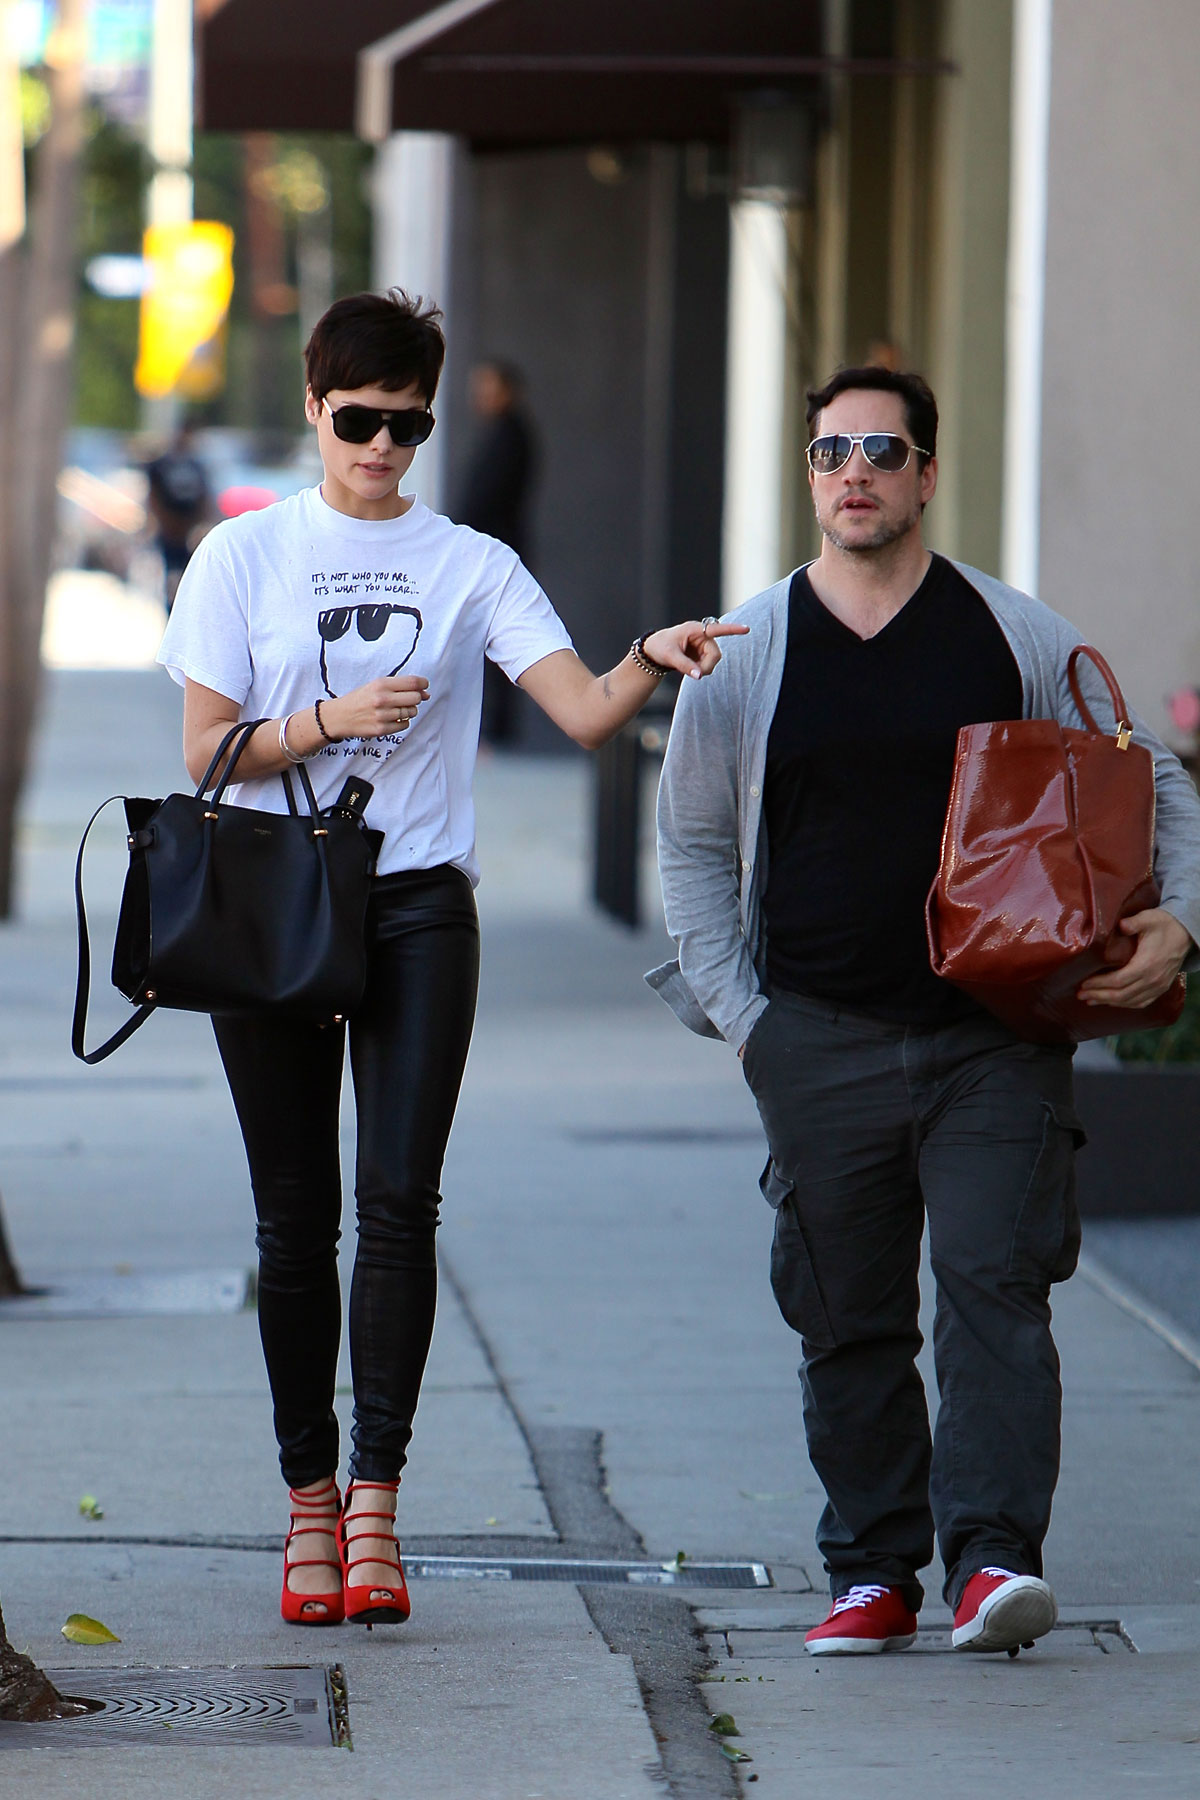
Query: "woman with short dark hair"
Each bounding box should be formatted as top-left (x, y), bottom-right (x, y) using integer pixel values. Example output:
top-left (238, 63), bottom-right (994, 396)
top-left (158, 288), bottom-right (743, 1627)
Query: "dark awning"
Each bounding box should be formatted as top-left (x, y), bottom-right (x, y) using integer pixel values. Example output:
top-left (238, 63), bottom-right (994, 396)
top-left (195, 1), bottom-right (922, 146)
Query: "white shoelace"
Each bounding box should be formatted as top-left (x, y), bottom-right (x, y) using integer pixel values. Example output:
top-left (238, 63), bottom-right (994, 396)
top-left (831, 1584), bottom-right (890, 1614)
top-left (979, 1566), bottom-right (1020, 1580)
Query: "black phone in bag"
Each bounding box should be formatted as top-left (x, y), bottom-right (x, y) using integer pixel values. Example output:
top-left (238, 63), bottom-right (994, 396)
top-left (325, 777), bottom-right (375, 825)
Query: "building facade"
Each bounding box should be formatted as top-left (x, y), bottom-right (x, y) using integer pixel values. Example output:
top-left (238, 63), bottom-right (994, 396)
top-left (200, 0), bottom-right (1200, 743)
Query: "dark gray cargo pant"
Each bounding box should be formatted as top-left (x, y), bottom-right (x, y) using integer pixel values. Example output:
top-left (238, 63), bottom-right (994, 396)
top-left (741, 988), bottom-right (1083, 1612)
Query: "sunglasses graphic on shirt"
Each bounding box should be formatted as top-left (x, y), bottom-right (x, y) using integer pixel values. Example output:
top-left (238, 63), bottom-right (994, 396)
top-left (317, 602), bottom-right (423, 699)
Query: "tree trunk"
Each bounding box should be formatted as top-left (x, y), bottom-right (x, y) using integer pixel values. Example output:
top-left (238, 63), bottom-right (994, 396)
top-left (0, 229), bottom-right (24, 921)
top-left (0, 0), bottom-right (87, 919)
top-left (0, 1597), bottom-right (68, 1722)
top-left (0, 1187), bottom-right (27, 1297)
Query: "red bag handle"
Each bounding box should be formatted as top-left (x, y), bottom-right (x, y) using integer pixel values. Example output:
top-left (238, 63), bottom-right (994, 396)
top-left (1067, 644), bottom-right (1133, 747)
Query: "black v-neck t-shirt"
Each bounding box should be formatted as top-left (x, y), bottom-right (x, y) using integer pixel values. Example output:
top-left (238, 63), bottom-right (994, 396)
top-left (762, 555), bottom-right (1024, 1024)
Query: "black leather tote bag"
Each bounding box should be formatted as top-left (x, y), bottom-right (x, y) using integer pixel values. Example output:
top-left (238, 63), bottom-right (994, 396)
top-left (73, 720), bottom-right (383, 1064)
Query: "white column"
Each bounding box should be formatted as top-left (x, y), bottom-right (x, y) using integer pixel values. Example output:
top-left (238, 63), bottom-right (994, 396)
top-left (721, 199), bottom-right (789, 612)
top-left (0, 0), bottom-right (24, 251)
top-left (372, 132), bottom-right (456, 511)
top-left (147, 0), bottom-right (193, 228)
top-left (143, 0), bottom-right (193, 432)
top-left (1001, 0), bottom-right (1053, 594)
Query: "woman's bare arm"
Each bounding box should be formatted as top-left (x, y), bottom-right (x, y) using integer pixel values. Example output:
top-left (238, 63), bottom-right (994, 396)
top-left (181, 674), bottom-right (431, 787)
top-left (517, 620), bottom-right (748, 752)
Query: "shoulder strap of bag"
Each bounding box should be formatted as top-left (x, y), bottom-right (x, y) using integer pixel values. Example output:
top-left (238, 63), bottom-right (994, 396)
top-left (71, 795), bottom-right (156, 1065)
top-left (1067, 644), bottom-right (1133, 744)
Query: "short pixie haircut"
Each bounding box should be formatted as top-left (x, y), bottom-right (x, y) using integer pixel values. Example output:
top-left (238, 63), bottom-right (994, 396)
top-left (304, 289), bottom-right (446, 405)
top-left (806, 366), bottom-right (938, 462)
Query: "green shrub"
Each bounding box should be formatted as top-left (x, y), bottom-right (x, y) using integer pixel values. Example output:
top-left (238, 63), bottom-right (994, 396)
top-left (1112, 978), bottom-right (1200, 1062)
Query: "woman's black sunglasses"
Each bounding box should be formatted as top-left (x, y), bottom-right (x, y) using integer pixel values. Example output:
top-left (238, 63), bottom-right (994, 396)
top-left (323, 400), bottom-right (435, 448)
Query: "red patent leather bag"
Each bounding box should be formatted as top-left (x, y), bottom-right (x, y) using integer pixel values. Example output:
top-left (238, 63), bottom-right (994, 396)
top-left (926, 644), bottom-right (1186, 1045)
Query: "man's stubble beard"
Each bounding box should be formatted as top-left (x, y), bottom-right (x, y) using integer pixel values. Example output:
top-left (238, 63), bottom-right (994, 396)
top-left (815, 493), bottom-right (923, 554)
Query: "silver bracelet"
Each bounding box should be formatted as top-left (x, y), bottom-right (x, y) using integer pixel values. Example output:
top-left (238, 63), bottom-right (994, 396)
top-left (278, 713), bottom-right (305, 763)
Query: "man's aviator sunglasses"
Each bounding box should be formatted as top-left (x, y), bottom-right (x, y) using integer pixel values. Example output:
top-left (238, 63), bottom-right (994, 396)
top-left (807, 432), bottom-right (932, 476)
top-left (323, 398), bottom-right (435, 448)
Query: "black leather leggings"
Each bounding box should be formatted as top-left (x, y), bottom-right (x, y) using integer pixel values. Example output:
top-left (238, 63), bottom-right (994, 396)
top-left (213, 865), bottom-right (479, 1489)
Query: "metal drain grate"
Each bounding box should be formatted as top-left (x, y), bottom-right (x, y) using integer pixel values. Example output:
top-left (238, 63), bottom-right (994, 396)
top-left (0, 1075), bottom-right (208, 1092)
top-left (569, 1127), bottom-right (763, 1146)
top-left (407, 1555), bottom-right (772, 1589)
top-left (0, 1664), bottom-right (346, 1747)
top-left (0, 1268), bottom-right (252, 1319)
top-left (908, 1619), bottom-right (1134, 1655)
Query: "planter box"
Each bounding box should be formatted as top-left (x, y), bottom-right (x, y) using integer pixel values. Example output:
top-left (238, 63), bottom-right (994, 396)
top-left (1073, 1066), bottom-right (1200, 1217)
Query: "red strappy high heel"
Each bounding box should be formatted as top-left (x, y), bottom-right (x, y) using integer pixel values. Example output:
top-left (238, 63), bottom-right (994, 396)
top-left (336, 1480), bottom-right (411, 1625)
top-left (281, 1477), bottom-right (345, 1626)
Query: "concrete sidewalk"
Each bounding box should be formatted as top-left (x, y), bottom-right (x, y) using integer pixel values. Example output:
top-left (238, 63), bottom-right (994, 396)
top-left (0, 670), bottom-right (1198, 1796)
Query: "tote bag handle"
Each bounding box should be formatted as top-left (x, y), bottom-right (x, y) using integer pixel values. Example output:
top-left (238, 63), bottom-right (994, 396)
top-left (1067, 644), bottom-right (1134, 747)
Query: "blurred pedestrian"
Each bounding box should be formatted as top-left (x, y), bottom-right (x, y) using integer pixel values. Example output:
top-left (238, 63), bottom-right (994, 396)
top-left (144, 423), bottom-right (212, 610)
top-left (452, 359), bottom-right (537, 745)
top-left (651, 364), bottom-right (1200, 1658)
top-left (157, 288), bottom-right (746, 1630)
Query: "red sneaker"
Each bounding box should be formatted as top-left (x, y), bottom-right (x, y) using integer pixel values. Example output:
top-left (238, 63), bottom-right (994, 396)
top-left (952, 1567), bottom-right (1057, 1652)
top-left (804, 1585), bottom-right (918, 1656)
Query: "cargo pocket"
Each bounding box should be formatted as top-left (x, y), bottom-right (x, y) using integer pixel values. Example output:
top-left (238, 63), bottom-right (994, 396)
top-left (758, 1153), bottom-right (793, 1210)
top-left (770, 1196), bottom-right (838, 1349)
top-left (1008, 1099), bottom-right (1086, 1284)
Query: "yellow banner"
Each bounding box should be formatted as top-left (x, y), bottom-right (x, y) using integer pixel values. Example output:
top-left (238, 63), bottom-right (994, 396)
top-left (135, 222), bottom-right (235, 399)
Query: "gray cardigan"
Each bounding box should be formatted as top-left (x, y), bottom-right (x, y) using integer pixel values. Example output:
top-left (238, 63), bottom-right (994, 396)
top-left (648, 562), bottom-right (1200, 1046)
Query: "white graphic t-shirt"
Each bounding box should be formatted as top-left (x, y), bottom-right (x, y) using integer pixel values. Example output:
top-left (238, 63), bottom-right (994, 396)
top-left (158, 486), bottom-right (574, 882)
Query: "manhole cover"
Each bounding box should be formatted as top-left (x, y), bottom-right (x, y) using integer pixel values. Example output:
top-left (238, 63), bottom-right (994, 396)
top-left (0, 1664), bottom-right (347, 1747)
top-left (407, 1555), bottom-right (772, 1589)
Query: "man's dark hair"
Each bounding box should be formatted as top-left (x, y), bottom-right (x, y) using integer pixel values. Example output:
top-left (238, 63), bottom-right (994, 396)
top-left (805, 366), bottom-right (938, 461)
top-left (304, 289), bottom-right (446, 405)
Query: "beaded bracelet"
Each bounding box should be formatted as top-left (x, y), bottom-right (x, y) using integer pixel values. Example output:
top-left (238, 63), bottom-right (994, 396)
top-left (629, 634), bottom-right (670, 678)
top-left (314, 699), bottom-right (336, 743)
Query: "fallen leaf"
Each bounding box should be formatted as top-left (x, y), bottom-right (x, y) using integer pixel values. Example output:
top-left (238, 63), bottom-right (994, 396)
top-left (720, 1743), bottom-right (753, 1764)
top-left (61, 1613), bottom-right (120, 1645)
top-left (485, 1517), bottom-right (500, 1526)
top-left (78, 1494), bottom-right (104, 1521)
top-left (709, 1712), bottom-right (740, 1737)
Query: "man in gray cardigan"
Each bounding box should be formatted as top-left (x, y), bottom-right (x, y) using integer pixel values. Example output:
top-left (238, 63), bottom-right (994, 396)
top-left (650, 367), bottom-right (1200, 1658)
